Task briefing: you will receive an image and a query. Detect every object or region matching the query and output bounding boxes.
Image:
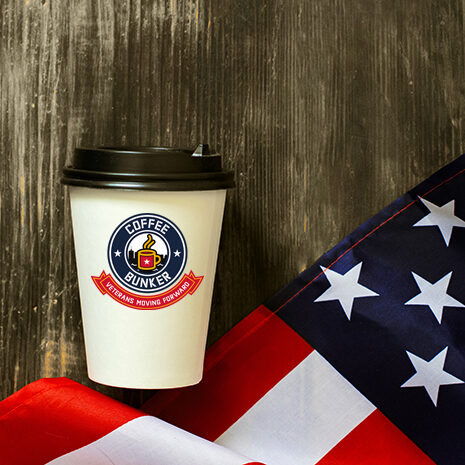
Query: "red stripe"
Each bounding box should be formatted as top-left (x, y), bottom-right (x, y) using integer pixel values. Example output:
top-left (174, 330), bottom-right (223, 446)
top-left (0, 377), bottom-right (144, 465)
top-left (144, 305), bottom-right (436, 464)
top-left (316, 409), bottom-right (434, 465)
top-left (142, 305), bottom-right (313, 441)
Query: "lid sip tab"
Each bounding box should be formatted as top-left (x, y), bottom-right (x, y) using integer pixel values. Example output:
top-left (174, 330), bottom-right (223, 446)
top-left (62, 145), bottom-right (235, 191)
top-left (192, 143), bottom-right (211, 157)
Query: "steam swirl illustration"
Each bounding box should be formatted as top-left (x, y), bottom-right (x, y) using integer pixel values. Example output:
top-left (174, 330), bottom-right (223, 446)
top-left (143, 234), bottom-right (155, 250)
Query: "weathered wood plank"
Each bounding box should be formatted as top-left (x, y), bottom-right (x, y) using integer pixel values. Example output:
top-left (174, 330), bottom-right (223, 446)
top-left (1, 0), bottom-right (465, 406)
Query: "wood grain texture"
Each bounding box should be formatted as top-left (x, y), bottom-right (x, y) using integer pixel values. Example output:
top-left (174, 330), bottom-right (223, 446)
top-left (2, 0), bottom-right (465, 405)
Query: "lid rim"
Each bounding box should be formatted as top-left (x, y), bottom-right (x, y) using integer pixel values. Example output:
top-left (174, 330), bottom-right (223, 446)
top-left (63, 145), bottom-right (235, 190)
top-left (61, 176), bottom-right (235, 191)
top-left (62, 167), bottom-right (234, 181)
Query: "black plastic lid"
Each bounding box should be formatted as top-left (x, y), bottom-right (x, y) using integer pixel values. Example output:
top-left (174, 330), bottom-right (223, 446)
top-left (61, 145), bottom-right (235, 191)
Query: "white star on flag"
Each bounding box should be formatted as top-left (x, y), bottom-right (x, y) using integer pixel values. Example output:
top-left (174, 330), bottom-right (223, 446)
top-left (314, 262), bottom-right (379, 320)
top-left (114, 250), bottom-right (121, 257)
top-left (401, 347), bottom-right (464, 406)
top-left (413, 198), bottom-right (465, 246)
top-left (404, 271), bottom-right (465, 324)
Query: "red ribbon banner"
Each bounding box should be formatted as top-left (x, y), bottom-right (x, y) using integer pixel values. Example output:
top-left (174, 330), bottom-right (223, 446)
top-left (91, 270), bottom-right (203, 310)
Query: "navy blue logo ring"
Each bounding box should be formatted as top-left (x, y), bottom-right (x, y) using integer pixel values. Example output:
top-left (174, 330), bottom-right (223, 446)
top-left (108, 213), bottom-right (187, 294)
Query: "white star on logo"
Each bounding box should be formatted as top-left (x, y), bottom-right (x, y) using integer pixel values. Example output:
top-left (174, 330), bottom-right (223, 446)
top-left (401, 347), bottom-right (464, 406)
top-left (114, 250), bottom-right (121, 257)
top-left (144, 259), bottom-right (150, 264)
top-left (314, 262), bottom-right (379, 320)
top-left (413, 198), bottom-right (465, 246)
top-left (174, 250), bottom-right (181, 257)
top-left (404, 271), bottom-right (465, 324)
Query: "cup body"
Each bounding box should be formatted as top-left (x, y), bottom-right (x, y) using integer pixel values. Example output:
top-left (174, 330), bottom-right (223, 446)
top-left (69, 186), bottom-right (226, 388)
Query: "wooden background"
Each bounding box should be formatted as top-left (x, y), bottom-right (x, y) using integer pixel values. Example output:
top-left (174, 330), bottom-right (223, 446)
top-left (2, 0), bottom-right (465, 406)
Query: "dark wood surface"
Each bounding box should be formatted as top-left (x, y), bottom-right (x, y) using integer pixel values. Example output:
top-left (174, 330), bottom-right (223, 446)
top-left (1, 0), bottom-right (465, 406)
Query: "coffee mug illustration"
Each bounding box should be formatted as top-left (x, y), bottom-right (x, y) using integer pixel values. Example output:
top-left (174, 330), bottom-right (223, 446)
top-left (137, 234), bottom-right (162, 271)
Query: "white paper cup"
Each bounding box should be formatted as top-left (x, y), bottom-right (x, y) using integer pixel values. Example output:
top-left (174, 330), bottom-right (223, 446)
top-left (63, 146), bottom-right (234, 388)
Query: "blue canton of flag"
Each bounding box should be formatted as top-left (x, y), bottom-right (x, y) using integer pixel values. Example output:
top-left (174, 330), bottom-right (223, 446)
top-left (266, 155), bottom-right (465, 465)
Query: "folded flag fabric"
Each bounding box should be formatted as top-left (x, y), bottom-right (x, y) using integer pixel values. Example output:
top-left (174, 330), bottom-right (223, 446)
top-left (143, 155), bottom-right (465, 465)
top-left (0, 378), bottom-right (264, 465)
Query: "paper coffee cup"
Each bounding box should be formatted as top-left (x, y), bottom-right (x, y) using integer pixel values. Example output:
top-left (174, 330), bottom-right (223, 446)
top-left (62, 145), bottom-right (234, 388)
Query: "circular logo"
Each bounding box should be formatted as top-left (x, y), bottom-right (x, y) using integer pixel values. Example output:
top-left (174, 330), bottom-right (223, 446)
top-left (108, 213), bottom-right (187, 294)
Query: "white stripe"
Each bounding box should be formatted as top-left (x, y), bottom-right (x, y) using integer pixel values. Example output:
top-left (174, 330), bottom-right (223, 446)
top-left (47, 416), bottom-right (254, 465)
top-left (215, 350), bottom-right (376, 465)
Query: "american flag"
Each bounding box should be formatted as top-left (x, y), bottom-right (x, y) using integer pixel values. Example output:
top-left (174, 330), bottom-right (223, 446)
top-left (145, 155), bottom-right (465, 465)
top-left (2, 156), bottom-right (464, 464)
